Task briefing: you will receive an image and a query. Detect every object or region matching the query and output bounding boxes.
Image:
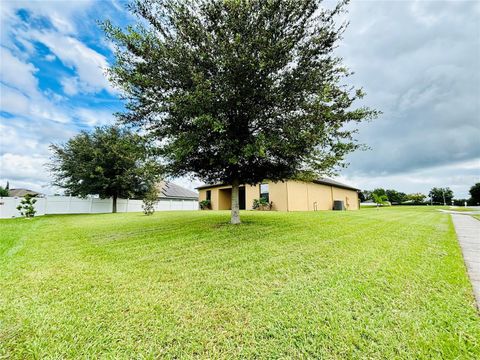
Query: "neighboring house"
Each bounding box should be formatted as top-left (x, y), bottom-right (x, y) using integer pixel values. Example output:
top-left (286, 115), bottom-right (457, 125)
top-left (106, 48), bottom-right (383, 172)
top-left (156, 181), bottom-right (199, 201)
top-left (197, 178), bottom-right (359, 211)
top-left (8, 188), bottom-right (42, 197)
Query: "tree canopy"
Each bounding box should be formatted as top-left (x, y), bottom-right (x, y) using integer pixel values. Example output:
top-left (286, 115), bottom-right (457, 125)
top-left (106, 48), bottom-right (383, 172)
top-left (103, 0), bottom-right (377, 223)
top-left (428, 187), bottom-right (453, 205)
top-left (469, 183), bottom-right (480, 205)
top-left (49, 126), bottom-right (160, 212)
top-left (386, 189), bottom-right (407, 204)
top-left (406, 193), bottom-right (426, 204)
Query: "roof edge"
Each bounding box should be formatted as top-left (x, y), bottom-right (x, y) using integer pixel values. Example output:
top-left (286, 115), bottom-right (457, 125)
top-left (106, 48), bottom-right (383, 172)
top-left (196, 179), bottom-right (359, 191)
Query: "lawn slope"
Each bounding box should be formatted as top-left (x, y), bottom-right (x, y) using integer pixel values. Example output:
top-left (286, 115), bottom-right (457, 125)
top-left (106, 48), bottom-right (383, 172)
top-left (1, 208), bottom-right (479, 358)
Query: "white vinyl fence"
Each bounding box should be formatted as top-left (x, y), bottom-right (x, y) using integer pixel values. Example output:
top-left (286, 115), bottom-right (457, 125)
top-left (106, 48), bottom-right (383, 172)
top-left (0, 196), bottom-right (198, 219)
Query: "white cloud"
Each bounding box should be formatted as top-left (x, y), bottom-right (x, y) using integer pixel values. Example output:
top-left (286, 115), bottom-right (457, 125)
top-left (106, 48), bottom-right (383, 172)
top-left (44, 53), bottom-right (56, 62)
top-left (0, 153), bottom-right (50, 183)
top-left (75, 108), bottom-right (115, 127)
top-left (60, 76), bottom-right (80, 96)
top-left (0, 0), bottom-right (94, 37)
top-left (0, 46), bottom-right (40, 97)
top-left (27, 30), bottom-right (116, 95)
top-left (0, 84), bottom-right (70, 123)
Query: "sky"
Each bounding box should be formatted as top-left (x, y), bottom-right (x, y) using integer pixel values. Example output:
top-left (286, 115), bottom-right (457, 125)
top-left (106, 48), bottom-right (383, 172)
top-left (0, 0), bottom-right (479, 198)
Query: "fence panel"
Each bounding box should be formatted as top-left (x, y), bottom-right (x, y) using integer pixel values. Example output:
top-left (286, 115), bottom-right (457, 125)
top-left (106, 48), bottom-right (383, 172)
top-left (0, 196), bottom-right (198, 218)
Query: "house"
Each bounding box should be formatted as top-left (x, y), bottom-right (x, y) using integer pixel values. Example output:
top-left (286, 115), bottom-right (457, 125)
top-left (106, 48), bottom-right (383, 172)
top-left (8, 188), bottom-right (43, 197)
top-left (197, 178), bottom-right (359, 211)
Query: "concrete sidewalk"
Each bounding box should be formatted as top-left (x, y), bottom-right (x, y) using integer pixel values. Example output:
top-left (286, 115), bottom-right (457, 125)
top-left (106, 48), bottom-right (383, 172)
top-left (451, 214), bottom-right (480, 309)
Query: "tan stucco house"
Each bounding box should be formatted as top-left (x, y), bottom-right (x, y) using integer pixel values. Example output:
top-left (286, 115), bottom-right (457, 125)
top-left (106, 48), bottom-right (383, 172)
top-left (197, 178), bottom-right (359, 211)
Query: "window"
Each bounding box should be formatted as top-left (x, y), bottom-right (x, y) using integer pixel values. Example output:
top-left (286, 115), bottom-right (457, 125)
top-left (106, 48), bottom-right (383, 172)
top-left (206, 190), bottom-right (211, 201)
top-left (260, 183), bottom-right (269, 202)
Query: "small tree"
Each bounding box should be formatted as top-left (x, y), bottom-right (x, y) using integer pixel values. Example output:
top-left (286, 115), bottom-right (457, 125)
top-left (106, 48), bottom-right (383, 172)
top-left (103, 0), bottom-right (378, 223)
top-left (469, 183), bottom-right (480, 206)
top-left (142, 187), bottom-right (159, 215)
top-left (16, 194), bottom-right (37, 218)
top-left (372, 193), bottom-right (388, 207)
top-left (49, 126), bottom-right (161, 213)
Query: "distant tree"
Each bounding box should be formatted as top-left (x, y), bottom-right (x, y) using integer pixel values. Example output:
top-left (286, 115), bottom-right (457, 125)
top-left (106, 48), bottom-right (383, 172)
top-left (358, 191), bottom-right (366, 203)
top-left (407, 193), bottom-right (426, 204)
top-left (361, 190), bottom-right (372, 202)
top-left (103, 0), bottom-right (378, 224)
top-left (469, 183), bottom-right (480, 205)
top-left (453, 198), bottom-right (469, 207)
top-left (49, 126), bottom-right (161, 213)
top-left (16, 194), bottom-right (37, 218)
top-left (0, 186), bottom-right (8, 197)
top-left (5, 181), bottom-right (9, 190)
top-left (429, 187), bottom-right (453, 205)
top-left (372, 188), bottom-right (387, 197)
top-left (386, 189), bottom-right (407, 204)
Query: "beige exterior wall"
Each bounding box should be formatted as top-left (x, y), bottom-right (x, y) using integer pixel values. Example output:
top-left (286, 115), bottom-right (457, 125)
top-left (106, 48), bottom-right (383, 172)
top-left (269, 182), bottom-right (288, 211)
top-left (284, 181), bottom-right (308, 211)
top-left (306, 182), bottom-right (335, 210)
top-left (198, 180), bottom-right (359, 212)
top-left (245, 184), bottom-right (260, 210)
top-left (332, 187), bottom-right (359, 210)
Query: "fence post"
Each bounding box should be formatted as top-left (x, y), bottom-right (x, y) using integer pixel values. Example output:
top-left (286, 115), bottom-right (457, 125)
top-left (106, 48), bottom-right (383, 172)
top-left (89, 197), bottom-right (93, 213)
top-left (67, 195), bottom-right (72, 213)
top-left (126, 198), bottom-right (129, 213)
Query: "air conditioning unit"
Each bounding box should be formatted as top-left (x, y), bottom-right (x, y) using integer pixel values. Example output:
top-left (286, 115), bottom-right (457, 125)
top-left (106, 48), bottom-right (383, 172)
top-left (333, 200), bottom-right (344, 211)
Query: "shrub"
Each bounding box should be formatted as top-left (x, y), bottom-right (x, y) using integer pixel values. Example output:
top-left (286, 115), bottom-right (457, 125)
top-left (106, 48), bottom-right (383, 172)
top-left (142, 188), bottom-right (159, 215)
top-left (199, 199), bottom-right (211, 210)
top-left (253, 198), bottom-right (272, 211)
top-left (16, 194), bottom-right (37, 218)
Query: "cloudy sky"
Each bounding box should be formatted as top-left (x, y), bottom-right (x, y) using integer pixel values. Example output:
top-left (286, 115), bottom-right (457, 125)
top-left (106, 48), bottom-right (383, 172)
top-left (1, 0), bottom-right (479, 198)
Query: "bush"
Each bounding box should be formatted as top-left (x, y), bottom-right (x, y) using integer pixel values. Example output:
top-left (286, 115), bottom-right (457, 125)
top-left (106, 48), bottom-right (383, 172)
top-left (142, 188), bottom-right (158, 215)
top-left (16, 194), bottom-right (37, 218)
top-left (253, 198), bottom-right (272, 211)
top-left (199, 199), bottom-right (211, 210)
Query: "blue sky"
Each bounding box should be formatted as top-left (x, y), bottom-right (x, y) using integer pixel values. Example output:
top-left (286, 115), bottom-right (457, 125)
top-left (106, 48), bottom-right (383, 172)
top-left (0, 0), bottom-right (479, 198)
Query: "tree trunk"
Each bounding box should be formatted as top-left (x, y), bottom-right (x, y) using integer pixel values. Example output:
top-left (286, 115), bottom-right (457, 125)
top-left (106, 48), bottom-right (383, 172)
top-left (231, 178), bottom-right (240, 224)
top-left (112, 194), bottom-right (117, 213)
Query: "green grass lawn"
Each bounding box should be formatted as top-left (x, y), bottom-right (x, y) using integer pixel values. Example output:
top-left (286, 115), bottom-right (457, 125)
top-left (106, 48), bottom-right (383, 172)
top-left (1, 207), bottom-right (479, 358)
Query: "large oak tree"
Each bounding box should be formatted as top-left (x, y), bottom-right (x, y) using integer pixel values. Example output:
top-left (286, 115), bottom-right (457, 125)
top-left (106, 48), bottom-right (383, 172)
top-left (49, 126), bottom-right (160, 212)
top-left (104, 0), bottom-right (378, 223)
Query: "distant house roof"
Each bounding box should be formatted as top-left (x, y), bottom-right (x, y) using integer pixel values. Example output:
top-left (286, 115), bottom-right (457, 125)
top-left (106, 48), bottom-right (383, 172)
top-left (156, 181), bottom-right (199, 200)
top-left (196, 178), bottom-right (359, 191)
top-left (8, 188), bottom-right (42, 197)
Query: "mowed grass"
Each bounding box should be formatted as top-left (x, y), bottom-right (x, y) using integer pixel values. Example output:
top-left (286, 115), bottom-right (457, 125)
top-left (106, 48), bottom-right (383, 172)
top-left (1, 207), bottom-right (479, 358)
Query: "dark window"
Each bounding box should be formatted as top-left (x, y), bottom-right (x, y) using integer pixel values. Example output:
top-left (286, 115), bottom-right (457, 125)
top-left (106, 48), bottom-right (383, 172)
top-left (206, 190), bottom-right (211, 201)
top-left (260, 183), bottom-right (269, 202)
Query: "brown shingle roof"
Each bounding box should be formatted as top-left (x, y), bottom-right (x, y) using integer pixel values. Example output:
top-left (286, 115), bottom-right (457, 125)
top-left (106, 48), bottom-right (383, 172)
top-left (8, 188), bottom-right (42, 197)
